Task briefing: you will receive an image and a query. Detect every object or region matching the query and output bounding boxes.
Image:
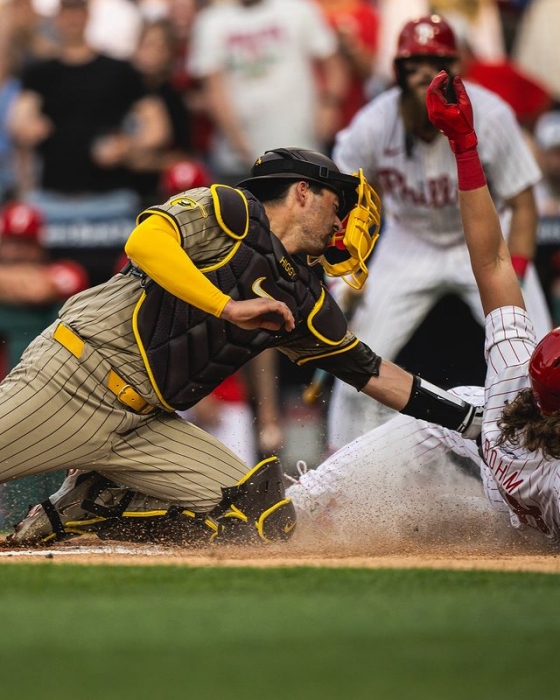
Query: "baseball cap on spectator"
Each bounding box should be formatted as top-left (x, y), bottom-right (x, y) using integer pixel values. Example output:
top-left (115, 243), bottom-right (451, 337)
top-left (534, 112), bottom-right (560, 151)
top-left (160, 159), bottom-right (214, 197)
top-left (0, 202), bottom-right (44, 243)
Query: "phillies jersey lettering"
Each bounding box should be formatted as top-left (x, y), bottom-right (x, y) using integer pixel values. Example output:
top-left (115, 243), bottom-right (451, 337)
top-left (483, 445), bottom-right (525, 493)
top-left (480, 306), bottom-right (559, 539)
top-left (377, 168), bottom-right (458, 209)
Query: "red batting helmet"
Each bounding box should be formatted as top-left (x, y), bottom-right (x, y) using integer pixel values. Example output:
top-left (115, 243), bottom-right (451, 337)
top-left (160, 159), bottom-right (214, 198)
top-left (395, 14), bottom-right (458, 61)
top-left (0, 202), bottom-right (44, 243)
top-left (529, 327), bottom-right (560, 414)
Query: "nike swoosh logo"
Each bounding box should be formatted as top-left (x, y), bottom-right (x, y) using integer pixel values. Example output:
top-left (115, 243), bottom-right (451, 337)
top-left (252, 276), bottom-right (276, 300)
top-left (283, 522), bottom-right (296, 534)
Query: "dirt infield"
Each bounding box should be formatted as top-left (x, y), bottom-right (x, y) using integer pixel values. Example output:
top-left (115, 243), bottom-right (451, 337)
top-left (1, 533), bottom-right (558, 573)
top-left (2, 455), bottom-right (558, 573)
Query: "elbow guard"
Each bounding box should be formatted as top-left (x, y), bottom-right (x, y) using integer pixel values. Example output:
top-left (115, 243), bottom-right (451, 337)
top-left (402, 376), bottom-right (482, 439)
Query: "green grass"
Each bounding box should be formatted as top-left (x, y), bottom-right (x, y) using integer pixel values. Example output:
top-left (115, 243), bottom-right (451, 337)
top-left (0, 564), bottom-right (558, 700)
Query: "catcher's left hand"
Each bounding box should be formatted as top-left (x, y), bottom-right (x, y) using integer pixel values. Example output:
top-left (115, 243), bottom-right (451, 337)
top-left (220, 297), bottom-right (295, 332)
top-left (426, 71), bottom-right (478, 154)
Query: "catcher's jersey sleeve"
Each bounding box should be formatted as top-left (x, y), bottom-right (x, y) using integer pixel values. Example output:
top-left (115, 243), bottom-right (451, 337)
top-left (125, 214), bottom-right (231, 318)
top-left (279, 332), bottom-right (380, 391)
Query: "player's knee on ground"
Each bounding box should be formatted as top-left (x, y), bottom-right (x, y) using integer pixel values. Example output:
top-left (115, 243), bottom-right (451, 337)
top-left (8, 458), bottom-right (296, 547)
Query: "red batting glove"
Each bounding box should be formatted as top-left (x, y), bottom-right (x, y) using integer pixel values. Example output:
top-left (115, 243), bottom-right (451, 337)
top-left (427, 71), bottom-right (486, 190)
top-left (426, 71), bottom-right (478, 154)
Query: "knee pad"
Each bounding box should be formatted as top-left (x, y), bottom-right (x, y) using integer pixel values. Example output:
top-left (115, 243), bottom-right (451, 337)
top-left (212, 456), bottom-right (297, 544)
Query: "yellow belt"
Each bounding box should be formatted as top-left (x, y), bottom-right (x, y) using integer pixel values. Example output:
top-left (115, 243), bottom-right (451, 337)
top-left (52, 323), bottom-right (157, 415)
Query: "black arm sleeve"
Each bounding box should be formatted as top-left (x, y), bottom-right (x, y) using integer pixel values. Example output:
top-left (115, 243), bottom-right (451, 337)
top-left (311, 340), bottom-right (381, 390)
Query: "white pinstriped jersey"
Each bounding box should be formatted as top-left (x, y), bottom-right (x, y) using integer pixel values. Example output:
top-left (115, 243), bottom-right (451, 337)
top-left (333, 82), bottom-right (542, 247)
top-left (288, 306), bottom-right (560, 545)
top-left (480, 305), bottom-right (559, 540)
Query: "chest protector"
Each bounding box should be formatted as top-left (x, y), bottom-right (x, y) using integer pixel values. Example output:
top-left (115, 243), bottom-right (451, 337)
top-left (134, 186), bottom-right (348, 411)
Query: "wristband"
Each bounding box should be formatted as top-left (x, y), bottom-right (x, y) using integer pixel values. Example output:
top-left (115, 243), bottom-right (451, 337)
top-left (450, 131), bottom-right (478, 154)
top-left (510, 254), bottom-right (530, 281)
top-left (455, 149), bottom-right (486, 191)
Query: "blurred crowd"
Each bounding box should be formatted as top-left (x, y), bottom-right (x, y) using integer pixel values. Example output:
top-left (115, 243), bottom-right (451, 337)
top-left (1, 0), bottom-right (560, 523)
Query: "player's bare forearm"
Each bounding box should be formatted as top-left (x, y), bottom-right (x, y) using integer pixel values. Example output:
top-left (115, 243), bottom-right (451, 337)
top-left (360, 359), bottom-right (414, 410)
top-left (245, 349), bottom-right (281, 424)
top-left (458, 187), bottom-right (525, 315)
top-left (244, 350), bottom-right (284, 452)
top-left (505, 186), bottom-right (538, 260)
top-left (427, 71), bottom-right (525, 315)
top-left (361, 358), bottom-right (482, 438)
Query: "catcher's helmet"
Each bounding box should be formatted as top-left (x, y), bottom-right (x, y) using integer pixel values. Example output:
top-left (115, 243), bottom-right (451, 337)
top-left (160, 159), bottom-right (213, 198)
top-left (237, 148), bottom-right (360, 219)
top-left (395, 14), bottom-right (458, 61)
top-left (0, 202), bottom-right (44, 243)
top-left (529, 328), bottom-right (560, 415)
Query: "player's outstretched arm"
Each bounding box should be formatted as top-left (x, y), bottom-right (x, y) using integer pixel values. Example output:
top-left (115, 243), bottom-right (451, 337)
top-left (426, 71), bottom-right (525, 316)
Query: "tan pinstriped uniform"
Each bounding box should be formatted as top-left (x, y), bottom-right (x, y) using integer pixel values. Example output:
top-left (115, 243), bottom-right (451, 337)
top-left (0, 187), bottom-right (368, 512)
top-left (0, 273), bottom-right (248, 511)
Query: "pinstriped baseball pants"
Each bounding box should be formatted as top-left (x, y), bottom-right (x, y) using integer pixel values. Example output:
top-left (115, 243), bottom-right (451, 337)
top-left (0, 327), bottom-right (249, 511)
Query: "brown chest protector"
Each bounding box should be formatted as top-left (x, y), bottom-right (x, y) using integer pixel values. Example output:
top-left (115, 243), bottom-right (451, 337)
top-left (134, 188), bottom-right (348, 410)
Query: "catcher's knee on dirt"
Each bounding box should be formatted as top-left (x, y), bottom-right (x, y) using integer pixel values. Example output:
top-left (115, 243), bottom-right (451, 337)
top-left (211, 456), bottom-right (297, 544)
top-left (91, 456), bottom-right (297, 546)
top-left (9, 459), bottom-right (296, 547)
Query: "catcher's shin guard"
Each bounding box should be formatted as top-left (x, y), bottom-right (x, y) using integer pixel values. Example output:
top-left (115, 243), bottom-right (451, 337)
top-left (93, 503), bottom-right (219, 546)
top-left (8, 471), bottom-right (219, 547)
top-left (212, 456), bottom-right (297, 544)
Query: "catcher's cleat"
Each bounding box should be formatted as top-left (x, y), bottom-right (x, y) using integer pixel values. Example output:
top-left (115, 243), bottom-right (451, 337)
top-left (8, 471), bottom-right (134, 546)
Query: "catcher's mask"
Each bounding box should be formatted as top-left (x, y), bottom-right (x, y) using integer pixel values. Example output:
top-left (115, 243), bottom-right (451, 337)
top-left (238, 149), bottom-right (381, 289)
top-left (308, 168), bottom-right (381, 290)
top-left (393, 14), bottom-right (458, 89)
top-left (529, 327), bottom-right (560, 415)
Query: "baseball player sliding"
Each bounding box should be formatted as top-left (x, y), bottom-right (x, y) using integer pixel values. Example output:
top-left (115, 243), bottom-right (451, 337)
top-left (4, 147), bottom-right (483, 548)
top-left (327, 14), bottom-right (552, 452)
top-left (288, 73), bottom-right (560, 546)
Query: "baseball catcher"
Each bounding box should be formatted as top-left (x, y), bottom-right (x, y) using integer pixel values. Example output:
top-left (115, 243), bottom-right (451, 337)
top-left (2, 147), bottom-right (482, 548)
